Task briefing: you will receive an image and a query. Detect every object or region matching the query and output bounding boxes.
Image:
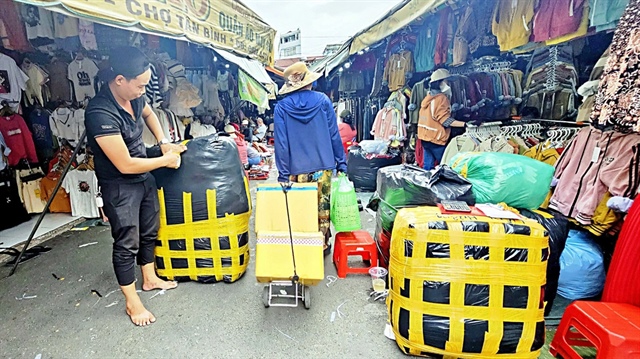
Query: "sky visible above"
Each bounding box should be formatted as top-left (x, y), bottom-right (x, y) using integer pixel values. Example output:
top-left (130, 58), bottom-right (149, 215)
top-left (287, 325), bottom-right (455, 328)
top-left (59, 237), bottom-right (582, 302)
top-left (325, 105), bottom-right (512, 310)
top-left (242, 0), bottom-right (401, 57)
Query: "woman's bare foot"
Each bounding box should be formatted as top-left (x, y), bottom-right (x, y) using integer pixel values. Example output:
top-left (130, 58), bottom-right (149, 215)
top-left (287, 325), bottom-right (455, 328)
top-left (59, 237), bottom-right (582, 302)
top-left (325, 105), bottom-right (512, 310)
top-left (126, 300), bottom-right (156, 326)
top-left (142, 279), bottom-right (178, 291)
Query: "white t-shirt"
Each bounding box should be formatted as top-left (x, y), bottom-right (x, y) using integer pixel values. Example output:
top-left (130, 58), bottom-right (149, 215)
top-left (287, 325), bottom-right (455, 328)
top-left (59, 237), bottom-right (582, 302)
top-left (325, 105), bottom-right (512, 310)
top-left (50, 108), bottom-right (85, 145)
top-left (78, 20), bottom-right (97, 50)
top-left (21, 5), bottom-right (55, 41)
top-left (53, 13), bottom-right (79, 38)
top-left (68, 59), bottom-right (99, 102)
top-left (0, 54), bottom-right (29, 111)
top-left (62, 169), bottom-right (99, 218)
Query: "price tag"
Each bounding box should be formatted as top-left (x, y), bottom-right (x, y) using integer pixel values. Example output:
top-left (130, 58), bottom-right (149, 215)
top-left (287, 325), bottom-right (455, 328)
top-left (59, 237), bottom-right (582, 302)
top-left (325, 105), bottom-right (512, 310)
top-left (591, 146), bottom-right (601, 163)
top-left (95, 196), bottom-right (104, 208)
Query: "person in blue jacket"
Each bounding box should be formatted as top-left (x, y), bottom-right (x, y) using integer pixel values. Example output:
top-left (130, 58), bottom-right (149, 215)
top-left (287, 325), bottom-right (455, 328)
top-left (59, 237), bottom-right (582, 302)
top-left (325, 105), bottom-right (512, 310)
top-left (274, 62), bottom-right (347, 255)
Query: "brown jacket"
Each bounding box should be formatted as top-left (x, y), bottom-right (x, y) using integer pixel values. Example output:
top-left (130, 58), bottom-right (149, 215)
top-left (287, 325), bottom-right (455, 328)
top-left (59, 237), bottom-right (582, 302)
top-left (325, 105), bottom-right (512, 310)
top-left (417, 92), bottom-right (451, 145)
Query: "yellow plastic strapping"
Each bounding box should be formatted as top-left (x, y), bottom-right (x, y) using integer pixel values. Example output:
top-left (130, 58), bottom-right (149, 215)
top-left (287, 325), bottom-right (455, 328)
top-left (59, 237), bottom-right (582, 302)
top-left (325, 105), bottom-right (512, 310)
top-left (155, 183), bottom-right (250, 282)
top-left (387, 207), bottom-right (548, 359)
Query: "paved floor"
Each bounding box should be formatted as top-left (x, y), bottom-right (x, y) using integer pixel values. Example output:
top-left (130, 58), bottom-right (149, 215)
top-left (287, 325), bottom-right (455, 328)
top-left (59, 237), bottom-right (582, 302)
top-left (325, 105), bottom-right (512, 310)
top-left (0, 179), bottom-right (404, 359)
top-left (0, 175), bottom-right (570, 359)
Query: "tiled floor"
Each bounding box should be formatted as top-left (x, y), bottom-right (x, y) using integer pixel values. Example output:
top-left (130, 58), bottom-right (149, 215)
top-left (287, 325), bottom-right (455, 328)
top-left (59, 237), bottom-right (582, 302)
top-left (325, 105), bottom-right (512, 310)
top-left (0, 213), bottom-right (81, 249)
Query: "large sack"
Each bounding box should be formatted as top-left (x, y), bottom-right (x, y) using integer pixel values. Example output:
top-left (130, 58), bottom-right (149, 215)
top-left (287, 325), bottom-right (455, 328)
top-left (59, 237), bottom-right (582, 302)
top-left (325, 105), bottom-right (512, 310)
top-left (347, 145), bottom-right (402, 191)
top-left (152, 135), bottom-right (251, 283)
top-left (558, 229), bottom-right (605, 300)
top-left (450, 152), bottom-right (554, 209)
top-left (368, 165), bottom-right (475, 267)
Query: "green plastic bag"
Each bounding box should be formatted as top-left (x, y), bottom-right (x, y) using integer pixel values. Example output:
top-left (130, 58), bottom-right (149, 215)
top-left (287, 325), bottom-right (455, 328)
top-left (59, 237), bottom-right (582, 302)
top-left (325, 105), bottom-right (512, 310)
top-left (330, 174), bottom-right (362, 232)
top-left (450, 152), bottom-right (555, 209)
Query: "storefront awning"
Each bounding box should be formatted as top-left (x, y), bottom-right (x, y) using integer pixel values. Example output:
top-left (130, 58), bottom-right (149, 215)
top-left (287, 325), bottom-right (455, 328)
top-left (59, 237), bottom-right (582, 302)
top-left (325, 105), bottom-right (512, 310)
top-left (349, 0), bottom-right (450, 55)
top-left (309, 45), bottom-right (350, 76)
top-left (14, 0), bottom-right (277, 65)
top-left (214, 48), bottom-right (273, 86)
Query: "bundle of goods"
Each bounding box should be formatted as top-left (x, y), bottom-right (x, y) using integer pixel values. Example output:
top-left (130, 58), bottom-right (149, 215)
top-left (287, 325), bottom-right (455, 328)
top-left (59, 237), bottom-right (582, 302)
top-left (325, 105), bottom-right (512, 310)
top-left (152, 136), bottom-right (251, 283)
top-left (347, 141), bottom-right (402, 191)
top-left (450, 152), bottom-right (554, 209)
top-left (520, 209), bottom-right (569, 315)
top-left (255, 183), bottom-right (324, 286)
top-left (557, 229), bottom-right (605, 300)
top-left (388, 206), bottom-right (548, 358)
top-left (368, 165), bottom-right (475, 267)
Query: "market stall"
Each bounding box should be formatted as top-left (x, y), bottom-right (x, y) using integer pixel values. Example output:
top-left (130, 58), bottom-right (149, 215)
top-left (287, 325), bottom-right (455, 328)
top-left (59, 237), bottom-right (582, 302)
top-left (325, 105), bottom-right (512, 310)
top-left (311, 0), bottom-right (639, 357)
top-left (0, 0), bottom-right (276, 261)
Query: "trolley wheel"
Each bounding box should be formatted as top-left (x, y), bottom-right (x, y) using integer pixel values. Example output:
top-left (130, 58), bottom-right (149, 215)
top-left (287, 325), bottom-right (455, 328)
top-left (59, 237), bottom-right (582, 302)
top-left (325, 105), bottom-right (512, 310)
top-left (303, 286), bottom-right (311, 309)
top-left (262, 286), bottom-right (270, 308)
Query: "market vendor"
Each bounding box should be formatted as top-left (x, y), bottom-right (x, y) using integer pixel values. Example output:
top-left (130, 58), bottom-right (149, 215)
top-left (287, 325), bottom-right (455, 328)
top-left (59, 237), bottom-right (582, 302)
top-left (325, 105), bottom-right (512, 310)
top-left (417, 68), bottom-right (467, 170)
top-left (85, 46), bottom-right (186, 327)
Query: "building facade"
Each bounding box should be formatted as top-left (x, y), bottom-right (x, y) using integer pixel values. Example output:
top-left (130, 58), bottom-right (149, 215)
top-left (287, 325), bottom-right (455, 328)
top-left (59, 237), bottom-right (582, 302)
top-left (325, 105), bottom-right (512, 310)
top-left (279, 29), bottom-right (302, 58)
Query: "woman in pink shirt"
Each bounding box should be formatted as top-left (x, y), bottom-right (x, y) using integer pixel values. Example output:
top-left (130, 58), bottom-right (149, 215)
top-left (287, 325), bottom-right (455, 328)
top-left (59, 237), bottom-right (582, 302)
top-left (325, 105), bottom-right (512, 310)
top-left (338, 110), bottom-right (357, 154)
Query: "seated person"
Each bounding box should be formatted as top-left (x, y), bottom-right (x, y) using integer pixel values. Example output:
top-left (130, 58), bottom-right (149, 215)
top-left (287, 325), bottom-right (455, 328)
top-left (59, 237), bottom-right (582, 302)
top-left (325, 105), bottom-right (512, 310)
top-left (253, 117), bottom-right (268, 142)
top-left (338, 110), bottom-right (357, 153)
top-left (247, 144), bottom-right (263, 166)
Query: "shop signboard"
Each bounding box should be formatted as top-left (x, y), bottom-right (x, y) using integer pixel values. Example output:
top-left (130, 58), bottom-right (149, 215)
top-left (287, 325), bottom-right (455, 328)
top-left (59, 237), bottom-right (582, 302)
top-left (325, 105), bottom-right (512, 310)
top-left (16, 0), bottom-right (277, 65)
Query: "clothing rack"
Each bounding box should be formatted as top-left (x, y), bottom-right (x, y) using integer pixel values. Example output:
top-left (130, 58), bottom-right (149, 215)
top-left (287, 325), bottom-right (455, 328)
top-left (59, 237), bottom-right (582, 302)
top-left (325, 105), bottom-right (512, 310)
top-left (9, 130), bottom-right (88, 276)
top-left (449, 60), bottom-right (514, 75)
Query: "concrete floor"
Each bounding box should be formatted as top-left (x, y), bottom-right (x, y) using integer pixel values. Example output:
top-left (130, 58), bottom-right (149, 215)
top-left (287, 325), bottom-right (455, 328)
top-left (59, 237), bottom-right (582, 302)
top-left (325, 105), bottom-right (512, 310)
top-left (0, 179), bottom-right (405, 359)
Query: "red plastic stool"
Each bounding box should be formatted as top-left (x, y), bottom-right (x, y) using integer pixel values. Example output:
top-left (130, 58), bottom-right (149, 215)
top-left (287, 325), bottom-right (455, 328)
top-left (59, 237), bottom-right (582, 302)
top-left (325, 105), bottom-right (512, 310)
top-left (549, 301), bottom-right (640, 358)
top-left (333, 231), bottom-right (378, 278)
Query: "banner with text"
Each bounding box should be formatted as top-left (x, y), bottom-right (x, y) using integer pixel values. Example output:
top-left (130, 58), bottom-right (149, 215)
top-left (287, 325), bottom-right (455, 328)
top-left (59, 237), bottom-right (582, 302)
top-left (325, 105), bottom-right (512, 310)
top-left (18, 0), bottom-right (276, 65)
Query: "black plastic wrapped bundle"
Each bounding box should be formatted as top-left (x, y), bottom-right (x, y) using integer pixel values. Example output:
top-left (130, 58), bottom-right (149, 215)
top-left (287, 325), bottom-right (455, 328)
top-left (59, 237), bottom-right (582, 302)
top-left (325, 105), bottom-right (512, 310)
top-left (520, 209), bottom-right (569, 315)
top-left (152, 135), bottom-right (251, 283)
top-left (368, 165), bottom-right (475, 267)
top-left (346, 145), bottom-right (402, 191)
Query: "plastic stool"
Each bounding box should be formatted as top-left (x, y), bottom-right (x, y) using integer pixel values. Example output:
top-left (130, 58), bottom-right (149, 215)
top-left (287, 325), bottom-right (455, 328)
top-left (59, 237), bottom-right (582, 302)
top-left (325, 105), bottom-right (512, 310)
top-left (549, 301), bottom-right (640, 359)
top-left (333, 231), bottom-right (378, 278)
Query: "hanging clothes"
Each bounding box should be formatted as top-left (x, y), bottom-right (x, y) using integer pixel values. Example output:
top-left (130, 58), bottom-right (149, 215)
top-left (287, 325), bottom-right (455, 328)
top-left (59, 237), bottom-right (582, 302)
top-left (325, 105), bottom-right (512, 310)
top-left (434, 8), bottom-right (454, 66)
top-left (20, 4), bottom-right (55, 47)
top-left (577, 48), bottom-right (608, 123)
top-left (145, 63), bottom-right (163, 108)
top-left (531, 0), bottom-right (587, 42)
top-left (0, 0), bottom-right (31, 51)
top-left (62, 169), bottom-right (100, 218)
top-left (414, 16), bottom-right (440, 72)
top-left (21, 60), bottom-right (48, 106)
top-left (383, 51), bottom-right (414, 92)
top-left (46, 58), bottom-right (72, 102)
top-left (0, 53), bottom-right (29, 111)
top-left (591, 0), bottom-right (640, 133)
top-left (589, 0), bottom-right (630, 32)
top-left (78, 19), bottom-right (98, 51)
top-left (550, 126), bottom-right (640, 224)
top-left (0, 113), bottom-right (38, 166)
top-left (0, 171), bottom-right (30, 230)
top-left (371, 104), bottom-right (406, 145)
top-left (67, 58), bottom-right (99, 103)
top-left (49, 107), bottom-right (85, 146)
top-left (546, 4), bottom-right (590, 45)
top-left (491, 0), bottom-right (535, 51)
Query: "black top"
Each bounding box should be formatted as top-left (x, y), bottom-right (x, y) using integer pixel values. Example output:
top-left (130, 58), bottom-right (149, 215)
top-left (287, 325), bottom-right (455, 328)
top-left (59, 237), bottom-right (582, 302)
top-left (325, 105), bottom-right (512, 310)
top-left (85, 86), bottom-right (149, 184)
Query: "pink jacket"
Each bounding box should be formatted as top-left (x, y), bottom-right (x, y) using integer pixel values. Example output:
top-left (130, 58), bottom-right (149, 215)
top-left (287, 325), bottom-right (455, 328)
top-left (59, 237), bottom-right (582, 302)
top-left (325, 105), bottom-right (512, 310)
top-left (550, 127), bottom-right (640, 224)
